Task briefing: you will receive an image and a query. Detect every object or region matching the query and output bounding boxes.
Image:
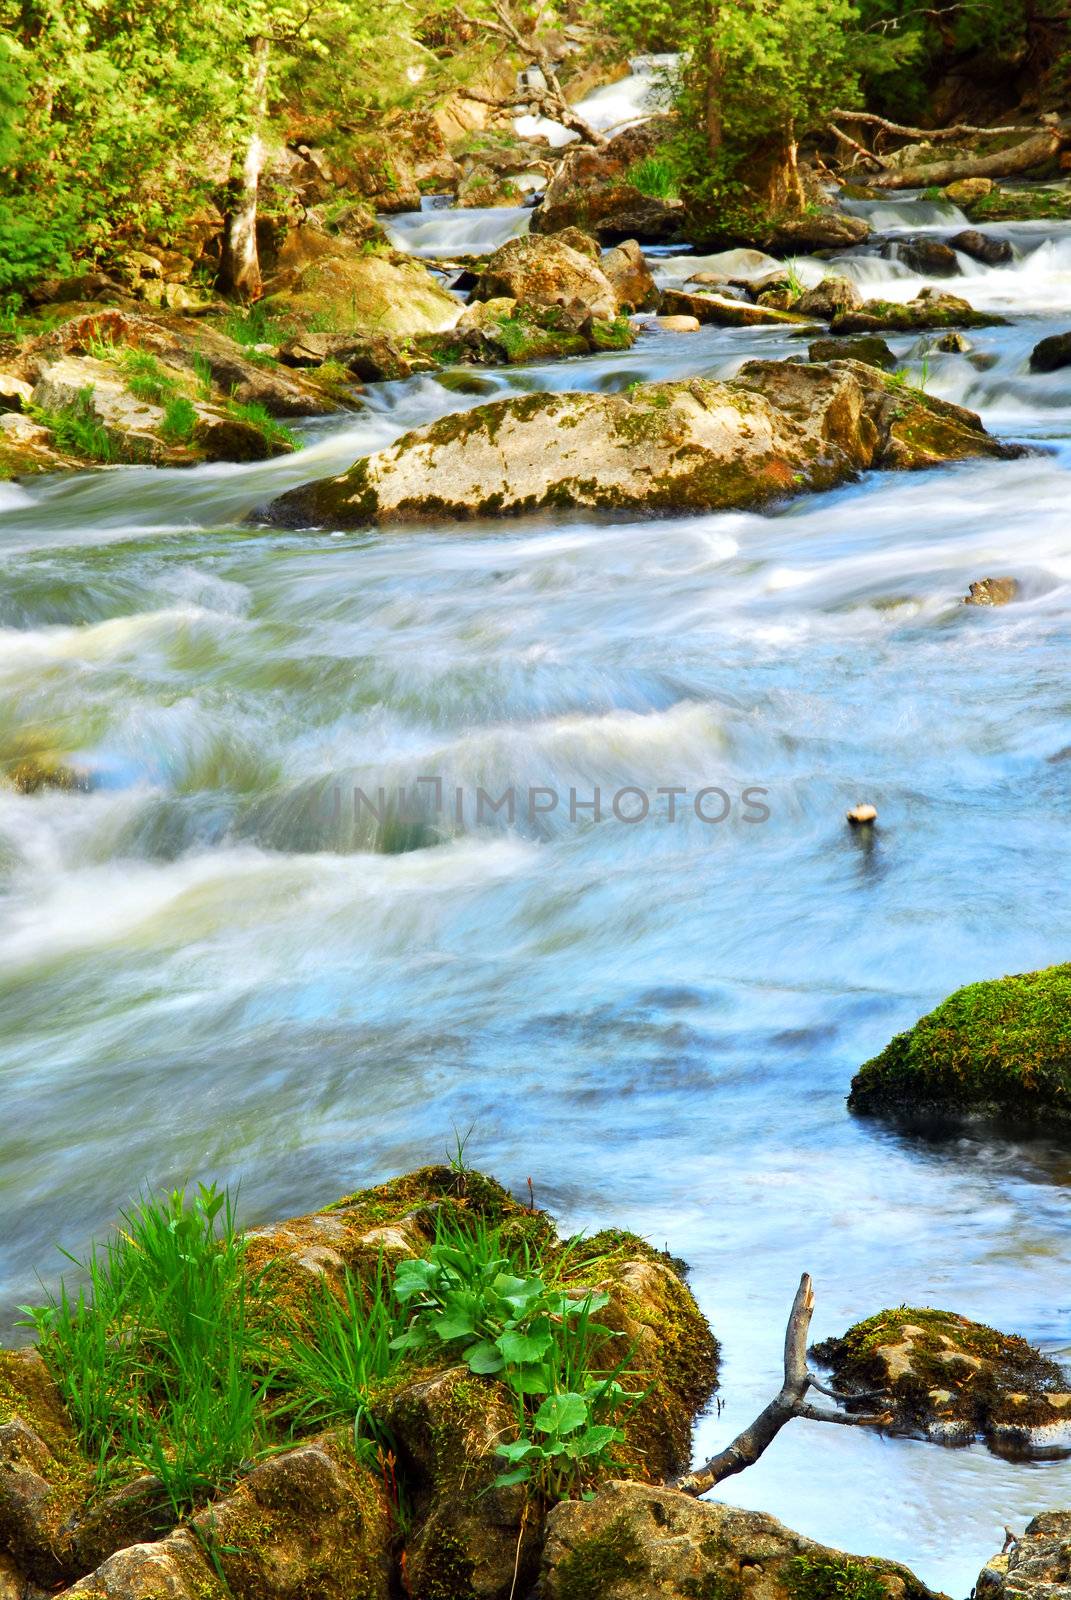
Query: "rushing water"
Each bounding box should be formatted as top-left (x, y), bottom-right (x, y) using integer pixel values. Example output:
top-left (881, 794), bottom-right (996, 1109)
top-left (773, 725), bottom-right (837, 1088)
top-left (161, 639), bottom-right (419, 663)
top-left (4, 191), bottom-right (1071, 1594)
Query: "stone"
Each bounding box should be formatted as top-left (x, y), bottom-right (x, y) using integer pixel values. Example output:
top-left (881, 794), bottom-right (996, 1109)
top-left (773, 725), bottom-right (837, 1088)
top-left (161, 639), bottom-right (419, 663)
top-left (964, 576), bottom-right (1018, 606)
top-left (944, 176), bottom-right (995, 204)
top-left (0, 372), bottom-right (33, 412)
top-left (278, 331), bottom-right (411, 381)
top-left (846, 803), bottom-right (877, 825)
top-left (540, 1481), bottom-right (940, 1600)
top-left (1030, 331), bottom-right (1071, 373)
top-left (813, 1308), bottom-right (1071, 1458)
top-left (653, 314), bottom-right (700, 332)
top-left (977, 1511), bottom-right (1071, 1600)
top-left (949, 229), bottom-right (1013, 266)
top-left (934, 331), bottom-right (973, 352)
top-left (263, 227), bottom-right (460, 336)
top-left (0, 1350), bottom-right (88, 1588)
top-left (658, 289), bottom-right (813, 328)
top-left (808, 336), bottom-right (896, 370)
top-left (897, 237), bottom-right (960, 276)
top-left (831, 289), bottom-right (1007, 334)
top-left (267, 358), bottom-right (1012, 528)
top-left (849, 961), bottom-right (1071, 1125)
top-left (472, 232), bottom-right (618, 320)
top-left (795, 276), bottom-right (863, 318)
top-left (533, 123), bottom-right (684, 243)
top-left (61, 1531), bottom-right (224, 1599)
top-left (767, 211), bottom-right (871, 251)
top-left (455, 297), bottom-right (518, 331)
top-left (599, 240), bottom-right (658, 312)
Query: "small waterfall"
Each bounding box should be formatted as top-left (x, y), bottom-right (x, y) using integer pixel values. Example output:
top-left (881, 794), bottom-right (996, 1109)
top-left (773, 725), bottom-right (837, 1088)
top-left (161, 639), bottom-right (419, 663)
top-left (382, 205), bottom-right (531, 258)
top-left (514, 52), bottom-right (676, 147)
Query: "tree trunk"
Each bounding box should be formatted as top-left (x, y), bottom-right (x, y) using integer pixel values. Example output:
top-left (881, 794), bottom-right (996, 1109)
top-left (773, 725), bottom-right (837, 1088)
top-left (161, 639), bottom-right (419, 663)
top-left (870, 128), bottom-right (1063, 190)
top-left (704, 0), bottom-right (723, 162)
top-left (219, 35), bottom-right (271, 301)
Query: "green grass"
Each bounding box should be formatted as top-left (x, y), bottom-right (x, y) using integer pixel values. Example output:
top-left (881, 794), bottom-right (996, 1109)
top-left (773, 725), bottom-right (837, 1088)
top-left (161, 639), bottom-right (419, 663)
top-left (192, 352), bottom-right (214, 400)
top-left (220, 302), bottom-right (290, 348)
top-left (30, 385), bottom-right (118, 463)
top-left (224, 398), bottom-right (297, 451)
top-left (121, 349), bottom-right (176, 407)
top-left (626, 155), bottom-right (679, 200)
top-left (161, 394), bottom-right (199, 445)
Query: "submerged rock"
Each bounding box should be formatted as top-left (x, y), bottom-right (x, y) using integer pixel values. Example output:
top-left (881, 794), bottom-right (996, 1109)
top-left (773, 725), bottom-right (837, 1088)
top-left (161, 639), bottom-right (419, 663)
top-left (832, 289), bottom-right (1007, 334)
top-left (540, 1481), bottom-right (940, 1600)
top-left (965, 575), bottom-right (1018, 605)
top-left (1030, 331), bottom-right (1071, 373)
top-left (266, 359), bottom-right (1013, 527)
top-left (977, 1511), bottom-right (1071, 1600)
top-left (813, 1307), bottom-right (1071, 1458)
top-left (848, 962), bottom-right (1071, 1125)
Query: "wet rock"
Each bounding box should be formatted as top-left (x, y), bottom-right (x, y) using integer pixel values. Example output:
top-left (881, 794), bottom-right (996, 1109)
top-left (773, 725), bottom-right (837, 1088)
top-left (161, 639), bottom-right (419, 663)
top-left (808, 335), bottom-right (896, 371)
top-left (1030, 331), bottom-right (1071, 373)
top-left (813, 1308), bottom-right (1071, 1458)
top-left (659, 289), bottom-right (813, 327)
top-left (267, 358), bottom-right (1011, 528)
top-left (278, 331), bottom-right (411, 381)
top-left (767, 211), bottom-right (871, 251)
top-left (0, 373), bottom-right (33, 413)
top-left (472, 231), bottom-right (618, 320)
top-left (949, 229), bottom-right (1013, 266)
top-left (832, 288), bottom-right (1007, 334)
top-left (533, 123), bottom-right (684, 243)
top-left (456, 165), bottom-right (523, 208)
top-left (934, 331), bottom-right (973, 352)
top-left (795, 276), bottom-right (862, 318)
top-left (897, 237), bottom-right (961, 276)
top-left (600, 240), bottom-right (658, 313)
top-left (944, 176), bottom-right (994, 204)
top-left (654, 314), bottom-right (700, 332)
top-left (540, 1481), bottom-right (940, 1600)
top-left (977, 1511), bottom-right (1071, 1600)
top-left (0, 412), bottom-right (75, 476)
top-left (964, 575), bottom-right (1018, 606)
top-left (965, 187), bottom-right (1071, 224)
top-left (263, 226), bottom-right (459, 336)
top-left (846, 803), bottom-right (877, 825)
top-left (5, 754), bottom-right (92, 793)
top-left (848, 961), bottom-right (1071, 1125)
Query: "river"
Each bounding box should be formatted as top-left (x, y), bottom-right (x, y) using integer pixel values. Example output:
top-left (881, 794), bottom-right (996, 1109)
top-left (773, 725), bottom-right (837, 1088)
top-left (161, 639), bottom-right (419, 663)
top-left (2, 186), bottom-right (1071, 1593)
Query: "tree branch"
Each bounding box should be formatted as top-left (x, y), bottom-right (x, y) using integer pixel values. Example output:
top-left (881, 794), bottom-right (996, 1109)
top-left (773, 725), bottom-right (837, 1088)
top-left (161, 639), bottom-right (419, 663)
top-left (669, 1276), bottom-right (892, 1499)
top-left (451, 3), bottom-right (606, 145)
top-left (828, 122), bottom-right (890, 171)
top-left (829, 108), bottom-right (1044, 141)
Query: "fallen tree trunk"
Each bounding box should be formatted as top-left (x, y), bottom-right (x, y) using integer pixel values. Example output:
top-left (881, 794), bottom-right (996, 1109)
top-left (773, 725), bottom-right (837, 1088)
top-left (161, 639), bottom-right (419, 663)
top-left (868, 129), bottom-right (1064, 190)
top-left (670, 1274), bottom-right (891, 1497)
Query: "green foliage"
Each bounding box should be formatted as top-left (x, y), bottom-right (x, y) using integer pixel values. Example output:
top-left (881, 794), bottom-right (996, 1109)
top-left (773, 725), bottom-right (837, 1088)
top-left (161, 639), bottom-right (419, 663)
top-left (220, 301), bottom-right (290, 348)
top-left (161, 395), bottom-right (199, 444)
top-left (784, 1553), bottom-right (893, 1600)
top-left (29, 387), bottom-right (117, 463)
top-left (224, 398), bottom-right (297, 450)
top-left (596, 0), bottom-right (676, 51)
top-left (390, 1214), bottom-right (639, 1497)
top-left (20, 1184), bottom-right (271, 1516)
top-left (626, 155), bottom-right (679, 199)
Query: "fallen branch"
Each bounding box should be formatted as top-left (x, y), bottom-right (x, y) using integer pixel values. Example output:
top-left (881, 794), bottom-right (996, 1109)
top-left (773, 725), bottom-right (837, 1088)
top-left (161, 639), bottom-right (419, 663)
top-left (828, 122), bottom-right (890, 171)
top-left (452, 2), bottom-right (607, 146)
top-left (829, 109), bottom-right (1044, 142)
top-left (670, 1274), bottom-right (892, 1498)
top-left (867, 128), bottom-right (1065, 189)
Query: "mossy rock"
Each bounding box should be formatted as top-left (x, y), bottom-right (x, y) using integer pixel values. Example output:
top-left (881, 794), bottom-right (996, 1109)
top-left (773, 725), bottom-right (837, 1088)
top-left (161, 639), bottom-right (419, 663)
top-left (812, 1307), bottom-right (1071, 1458)
top-left (831, 291), bottom-right (1007, 335)
top-left (965, 186), bottom-right (1071, 223)
top-left (0, 1349), bottom-right (94, 1586)
top-left (848, 963), bottom-right (1071, 1125)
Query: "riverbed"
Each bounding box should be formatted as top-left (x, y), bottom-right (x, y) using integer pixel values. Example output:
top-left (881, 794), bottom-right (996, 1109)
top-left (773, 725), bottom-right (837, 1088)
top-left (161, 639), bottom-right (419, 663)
top-left (2, 192), bottom-right (1071, 1593)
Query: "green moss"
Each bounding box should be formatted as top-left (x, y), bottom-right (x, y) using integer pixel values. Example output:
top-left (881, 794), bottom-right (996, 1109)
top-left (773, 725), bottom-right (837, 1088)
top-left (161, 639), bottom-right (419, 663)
top-left (588, 316), bottom-right (635, 352)
top-left (784, 1554), bottom-right (893, 1600)
top-left (966, 187), bottom-right (1071, 223)
top-left (414, 1527), bottom-right (477, 1600)
top-left (849, 963), bottom-right (1071, 1122)
top-left (554, 1515), bottom-right (648, 1600)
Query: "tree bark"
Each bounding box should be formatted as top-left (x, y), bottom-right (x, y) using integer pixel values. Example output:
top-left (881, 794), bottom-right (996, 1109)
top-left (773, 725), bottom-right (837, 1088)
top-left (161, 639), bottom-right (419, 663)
top-left (868, 128), bottom-right (1064, 189)
top-left (219, 34), bottom-right (271, 302)
top-left (703, 0), bottom-right (723, 163)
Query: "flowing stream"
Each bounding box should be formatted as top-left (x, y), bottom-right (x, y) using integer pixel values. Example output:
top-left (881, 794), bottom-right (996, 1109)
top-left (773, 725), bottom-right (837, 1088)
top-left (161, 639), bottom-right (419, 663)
top-left (3, 191), bottom-right (1071, 1593)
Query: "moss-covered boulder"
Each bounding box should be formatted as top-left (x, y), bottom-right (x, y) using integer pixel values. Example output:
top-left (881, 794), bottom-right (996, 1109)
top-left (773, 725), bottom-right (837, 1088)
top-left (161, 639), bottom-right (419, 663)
top-left (262, 227), bottom-right (460, 336)
top-left (0, 1349), bottom-right (93, 1587)
top-left (848, 964), bottom-right (1071, 1125)
top-left (808, 336), bottom-right (896, 371)
top-left (472, 231), bottom-right (620, 320)
top-left (540, 1481), bottom-right (941, 1600)
top-left (964, 185), bottom-right (1071, 223)
top-left (266, 358), bottom-right (1013, 527)
top-left (813, 1308), bottom-right (1071, 1459)
top-left (831, 289), bottom-right (1007, 334)
top-left (977, 1511), bottom-right (1071, 1600)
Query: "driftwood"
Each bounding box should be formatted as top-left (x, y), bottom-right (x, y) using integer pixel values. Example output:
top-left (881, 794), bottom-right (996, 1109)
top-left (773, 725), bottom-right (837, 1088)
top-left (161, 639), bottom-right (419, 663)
top-left (867, 128), bottom-right (1065, 189)
top-left (671, 1274), bottom-right (891, 1498)
top-left (829, 108), bottom-right (1043, 142)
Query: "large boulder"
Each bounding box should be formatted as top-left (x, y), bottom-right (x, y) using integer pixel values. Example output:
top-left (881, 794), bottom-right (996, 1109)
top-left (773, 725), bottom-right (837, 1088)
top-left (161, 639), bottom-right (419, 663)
top-left (896, 237), bottom-right (961, 276)
top-left (848, 963), bottom-right (1071, 1125)
top-left (471, 230), bottom-right (618, 320)
top-left (767, 211), bottom-right (871, 251)
top-left (1030, 331), bottom-right (1071, 373)
top-left (266, 358), bottom-right (1012, 528)
top-left (540, 1481), bottom-right (940, 1600)
top-left (533, 122), bottom-right (685, 243)
top-left (950, 229), bottom-right (1013, 266)
top-left (813, 1307), bottom-right (1071, 1458)
top-left (600, 240), bottom-right (659, 312)
top-left (832, 288), bottom-right (1007, 334)
top-left (977, 1512), bottom-right (1071, 1600)
top-left (795, 276), bottom-right (863, 318)
top-left (262, 227), bottom-right (460, 336)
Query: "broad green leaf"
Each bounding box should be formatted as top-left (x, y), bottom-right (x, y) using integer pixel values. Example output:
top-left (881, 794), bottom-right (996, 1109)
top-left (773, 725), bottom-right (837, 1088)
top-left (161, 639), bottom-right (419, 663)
top-left (465, 1339), bottom-right (505, 1375)
top-left (534, 1392), bottom-right (588, 1436)
top-left (496, 1319), bottom-right (552, 1365)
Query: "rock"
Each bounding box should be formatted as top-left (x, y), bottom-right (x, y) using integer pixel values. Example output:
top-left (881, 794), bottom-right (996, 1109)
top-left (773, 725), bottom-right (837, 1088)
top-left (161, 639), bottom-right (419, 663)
top-left (965, 575), bottom-right (1018, 605)
top-left (0, 372), bottom-right (33, 412)
top-left (1030, 331), bottom-right (1071, 373)
top-left (455, 297), bottom-right (518, 331)
top-left (949, 229), bottom-right (1013, 266)
top-left (278, 331), bottom-right (411, 381)
top-left (832, 289), bottom-right (1007, 334)
top-left (848, 962), bottom-right (1071, 1125)
top-left (653, 315), bottom-right (700, 332)
top-left (263, 227), bottom-right (460, 336)
top-left (472, 231), bottom-right (618, 320)
top-left (31, 356), bottom-right (170, 462)
top-left (456, 165), bottom-right (523, 208)
top-left (533, 123), bottom-right (685, 243)
top-left (0, 1350), bottom-right (89, 1587)
top-left (330, 134), bottom-right (420, 213)
top-left (897, 237), bottom-right (961, 277)
top-left (795, 276), bottom-right (863, 318)
top-left (977, 1511), bottom-right (1071, 1600)
top-left (808, 336), bottom-right (896, 371)
top-left (326, 201), bottom-right (388, 248)
top-left (5, 753), bottom-right (91, 793)
top-left (934, 331), bottom-right (972, 352)
top-left (767, 211), bottom-right (871, 251)
top-left (61, 1532), bottom-right (225, 1599)
top-left (965, 187), bottom-right (1071, 224)
top-left (944, 176), bottom-right (995, 204)
top-left (540, 1481), bottom-right (940, 1600)
top-left (0, 411), bottom-right (75, 476)
top-left (846, 803), bottom-right (877, 825)
top-left (599, 240), bottom-right (658, 313)
top-left (813, 1308), bottom-right (1071, 1458)
top-left (659, 289), bottom-right (813, 328)
top-left (267, 358), bottom-right (1011, 528)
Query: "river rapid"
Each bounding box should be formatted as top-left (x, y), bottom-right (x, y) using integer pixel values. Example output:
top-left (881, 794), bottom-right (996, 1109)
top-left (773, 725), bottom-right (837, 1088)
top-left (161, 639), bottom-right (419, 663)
top-left (3, 185), bottom-right (1071, 1591)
